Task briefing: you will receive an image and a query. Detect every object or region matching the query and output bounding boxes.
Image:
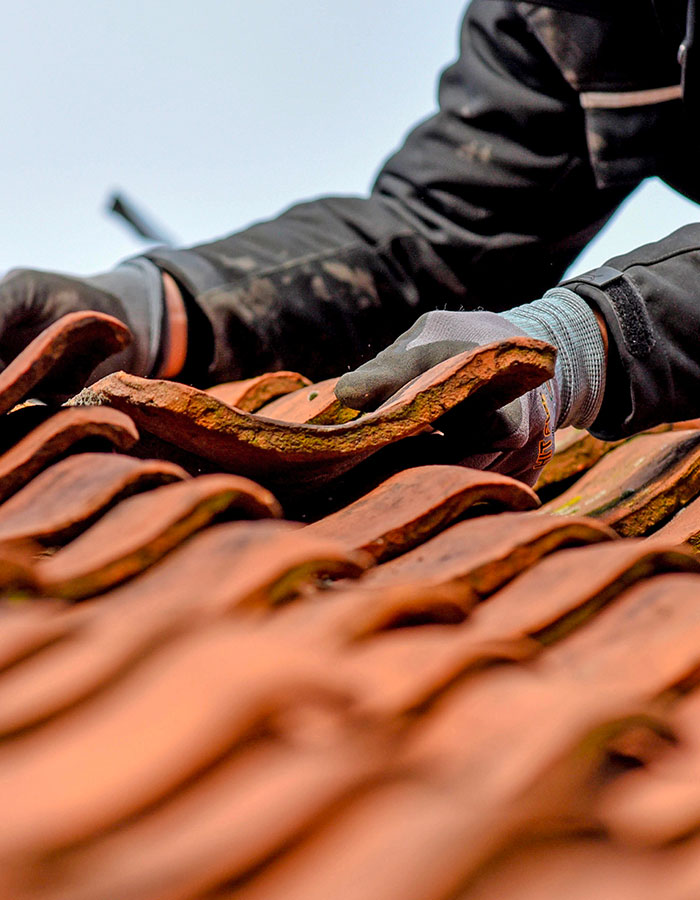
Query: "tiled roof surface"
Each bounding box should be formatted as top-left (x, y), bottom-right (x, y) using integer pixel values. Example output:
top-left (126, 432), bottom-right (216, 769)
top-left (3, 314), bottom-right (700, 898)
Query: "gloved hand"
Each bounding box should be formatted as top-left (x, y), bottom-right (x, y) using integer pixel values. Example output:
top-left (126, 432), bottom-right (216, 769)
top-left (335, 288), bottom-right (606, 485)
top-left (0, 260), bottom-right (170, 382)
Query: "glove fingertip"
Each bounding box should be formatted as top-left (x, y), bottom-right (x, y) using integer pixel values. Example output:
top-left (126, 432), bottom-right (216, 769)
top-left (334, 372), bottom-right (376, 411)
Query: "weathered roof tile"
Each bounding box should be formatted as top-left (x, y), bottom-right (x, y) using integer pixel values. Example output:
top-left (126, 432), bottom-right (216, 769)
top-left (306, 464), bottom-right (539, 562)
top-left (0, 453), bottom-right (187, 545)
top-left (0, 407), bottom-right (138, 504)
top-left (7, 317), bottom-right (700, 898)
top-left (360, 511), bottom-right (614, 596)
top-left (206, 370), bottom-right (310, 411)
top-left (257, 375), bottom-right (356, 424)
top-left (542, 430), bottom-right (700, 535)
top-left (74, 338), bottom-right (555, 486)
top-left (37, 474), bottom-right (282, 600)
top-left (0, 311), bottom-right (130, 413)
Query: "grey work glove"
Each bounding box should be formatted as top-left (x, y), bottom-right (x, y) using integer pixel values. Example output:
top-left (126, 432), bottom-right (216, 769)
top-left (0, 259), bottom-right (165, 383)
top-left (336, 289), bottom-right (606, 485)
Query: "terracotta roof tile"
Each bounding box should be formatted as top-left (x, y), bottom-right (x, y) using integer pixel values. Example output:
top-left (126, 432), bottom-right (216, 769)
top-left (541, 429), bottom-right (700, 534)
top-left (359, 511), bottom-right (614, 595)
top-left (536, 425), bottom-right (626, 490)
top-left (39, 735), bottom-right (381, 900)
top-left (306, 464), bottom-right (539, 562)
top-left (10, 316), bottom-right (700, 897)
top-left (536, 420), bottom-right (700, 493)
top-left (218, 670), bottom-right (666, 900)
top-left (328, 542), bottom-right (700, 716)
top-left (458, 837), bottom-right (664, 900)
top-left (455, 539), bottom-right (699, 645)
top-left (0, 452), bottom-right (187, 545)
top-left (538, 573), bottom-right (700, 695)
top-left (600, 687), bottom-right (700, 846)
top-left (206, 370), bottom-right (310, 410)
top-left (73, 338), bottom-right (555, 486)
top-left (37, 473), bottom-right (282, 600)
top-left (0, 599), bottom-right (71, 671)
top-left (649, 491), bottom-right (700, 547)
top-left (256, 375), bottom-right (355, 424)
top-left (0, 311), bottom-right (130, 413)
top-left (0, 524), bottom-right (374, 738)
top-left (0, 624), bottom-right (351, 859)
top-left (0, 407), bottom-right (138, 504)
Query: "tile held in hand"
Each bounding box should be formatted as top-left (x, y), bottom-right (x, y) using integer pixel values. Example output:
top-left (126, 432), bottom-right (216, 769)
top-left (0, 406), bottom-right (138, 504)
top-left (0, 311), bottom-right (131, 413)
top-left (306, 465), bottom-right (539, 562)
top-left (75, 338), bottom-right (556, 486)
top-left (0, 452), bottom-right (187, 546)
top-left (37, 474), bottom-right (282, 600)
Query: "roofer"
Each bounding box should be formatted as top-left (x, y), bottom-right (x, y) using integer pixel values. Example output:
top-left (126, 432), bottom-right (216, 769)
top-left (1, 1), bottom-right (697, 483)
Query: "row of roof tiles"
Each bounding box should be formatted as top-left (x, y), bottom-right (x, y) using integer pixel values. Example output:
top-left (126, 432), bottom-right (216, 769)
top-left (1, 313), bottom-right (700, 897)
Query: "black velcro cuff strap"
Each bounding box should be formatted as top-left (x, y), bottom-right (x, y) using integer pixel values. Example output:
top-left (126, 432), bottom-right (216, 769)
top-left (562, 266), bottom-right (655, 359)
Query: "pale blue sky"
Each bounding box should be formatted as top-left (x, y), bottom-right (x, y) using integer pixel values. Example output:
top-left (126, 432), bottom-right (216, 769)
top-left (1, 0), bottom-right (698, 279)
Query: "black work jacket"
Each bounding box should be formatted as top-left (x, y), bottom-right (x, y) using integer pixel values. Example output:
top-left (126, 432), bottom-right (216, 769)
top-left (146, 1), bottom-right (700, 440)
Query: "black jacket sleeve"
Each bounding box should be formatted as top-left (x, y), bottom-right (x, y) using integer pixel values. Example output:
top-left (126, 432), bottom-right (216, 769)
top-left (143, 0), bottom-right (634, 385)
top-left (563, 225), bottom-right (700, 440)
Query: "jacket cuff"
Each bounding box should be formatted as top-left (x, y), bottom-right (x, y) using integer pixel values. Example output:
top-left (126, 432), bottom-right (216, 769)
top-left (139, 247), bottom-right (218, 384)
top-left (560, 264), bottom-right (667, 440)
top-left (141, 247), bottom-right (225, 299)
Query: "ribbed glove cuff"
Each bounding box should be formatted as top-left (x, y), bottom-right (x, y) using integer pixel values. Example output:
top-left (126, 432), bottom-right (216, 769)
top-left (86, 259), bottom-right (164, 376)
top-left (502, 288), bottom-right (606, 429)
